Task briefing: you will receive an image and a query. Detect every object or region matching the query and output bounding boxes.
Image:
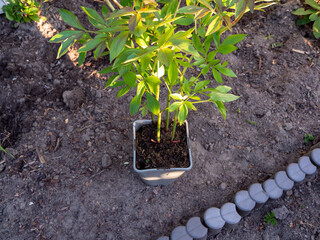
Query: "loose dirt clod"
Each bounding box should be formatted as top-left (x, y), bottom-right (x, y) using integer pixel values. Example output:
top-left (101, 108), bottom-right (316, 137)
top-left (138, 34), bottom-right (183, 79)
top-left (62, 87), bottom-right (85, 110)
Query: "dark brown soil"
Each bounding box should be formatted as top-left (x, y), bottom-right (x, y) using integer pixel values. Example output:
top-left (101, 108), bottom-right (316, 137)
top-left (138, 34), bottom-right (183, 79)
top-left (135, 121), bottom-right (190, 169)
top-left (0, 0), bottom-right (320, 239)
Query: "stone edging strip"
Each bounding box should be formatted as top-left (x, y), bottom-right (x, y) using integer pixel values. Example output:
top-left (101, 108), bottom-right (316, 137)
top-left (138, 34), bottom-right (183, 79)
top-left (157, 145), bottom-right (320, 240)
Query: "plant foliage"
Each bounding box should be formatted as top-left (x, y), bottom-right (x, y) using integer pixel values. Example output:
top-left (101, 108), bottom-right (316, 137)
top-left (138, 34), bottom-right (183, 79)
top-left (2, 0), bottom-right (42, 25)
top-left (50, 0), bottom-right (277, 142)
top-left (264, 211), bottom-right (277, 226)
top-left (292, 0), bottom-right (320, 39)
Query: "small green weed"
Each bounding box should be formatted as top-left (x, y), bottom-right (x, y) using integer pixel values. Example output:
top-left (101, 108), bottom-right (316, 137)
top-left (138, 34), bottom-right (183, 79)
top-left (0, 145), bottom-right (14, 158)
top-left (264, 211), bottom-right (277, 226)
top-left (2, 0), bottom-right (42, 26)
top-left (235, 108), bottom-right (241, 114)
top-left (270, 42), bottom-right (283, 48)
top-left (292, 0), bottom-right (320, 39)
top-left (304, 133), bottom-right (314, 143)
top-left (246, 120), bottom-right (257, 125)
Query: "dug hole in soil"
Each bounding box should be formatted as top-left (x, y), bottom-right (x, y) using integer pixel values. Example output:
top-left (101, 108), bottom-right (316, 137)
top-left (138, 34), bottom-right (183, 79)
top-left (0, 0), bottom-right (320, 239)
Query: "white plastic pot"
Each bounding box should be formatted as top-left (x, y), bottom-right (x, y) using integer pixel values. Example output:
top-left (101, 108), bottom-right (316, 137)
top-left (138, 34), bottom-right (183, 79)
top-left (133, 120), bottom-right (192, 186)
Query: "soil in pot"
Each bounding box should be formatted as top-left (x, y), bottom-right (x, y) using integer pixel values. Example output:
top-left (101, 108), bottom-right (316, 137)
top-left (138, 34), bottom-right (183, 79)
top-left (136, 121), bottom-right (190, 170)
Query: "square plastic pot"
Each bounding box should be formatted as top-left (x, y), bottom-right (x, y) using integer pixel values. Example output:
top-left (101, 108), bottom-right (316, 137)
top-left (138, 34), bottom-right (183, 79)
top-left (133, 120), bottom-right (193, 186)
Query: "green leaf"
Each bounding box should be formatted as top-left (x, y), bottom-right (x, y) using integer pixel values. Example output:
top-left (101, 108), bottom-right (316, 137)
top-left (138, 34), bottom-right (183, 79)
top-left (204, 34), bottom-right (214, 53)
top-left (117, 86), bottom-right (131, 97)
top-left (168, 61), bottom-right (179, 85)
top-left (170, 93), bottom-right (187, 101)
top-left (297, 16), bottom-right (312, 25)
top-left (198, 0), bottom-right (214, 11)
top-left (146, 93), bottom-right (160, 115)
top-left (175, 59), bottom-right (193, 68)
top-left (145, 76), bottom-right (161, 95)
top-left (50, 30), bottom-right (83, 43)
top-left (78, 37), bottom-right (106, 52)
top-left (110, 31), bottom-right (129, 61)
top-left (136, 37), bottom-right (148, 48)
top-left (209, 91), bottom-right (239, 102)
top-left (169, 102), bottom-right (183, 112)
top-left (215, 101), bottom-right (226, 119)
top-left (193, 57), bottom-right (206, 66)
top-left (78, 52), bottom-right (86, 66)
top-left (306, 0), bottom-right (320, 10)
top-left (102, 5), bottom-right (109, 18)
top-left (94, 42), bottom-right (107, 60)
top-left (105, 75), bottom-right (120, 88)
top-left (248, 0), bottom-right (254, 13)
top-left (123, 71), bottom-right (136, 87)
top-left (122, 46), bottom-right (158, 64)
top-left (212, 30), bottom-right (221, 48)
top-left (167, 0), bottom-right (179, 14)
top-left (192, 33), bottom-right (205, 55)
top-left (235, 0), bottom-right (248, 19)
top-left (158, 28), bottom-right (175, 46)
top-left (107, 6), bottom-right (135, 19)
top-left (215, 65), bottom-right (237, 77)
top-left (292, 8), bottom-right (316, 16)
top-left (130, 84), bottom-right (145, 116)
top-left (111, 81), bottom-right (126, 88)
top-left (158, 48), bottom-right (174, 66)
top-left (190, 96), bottom-right (200, 100)
top-left (81, 6), bottom-right (105, 24)
top-left (313, 18), bottom-right (320, 39)
top-left (206, 15), bottom-right (222, 36)
top-left (178, 104), bottom-right (188, 125)
top-left (217, 44), bottom-right (238, 54)
top-left (118, 65), bottom-right (131, 76)
top-left (310, 13), bottom-right (319, 21)
top-left (215, 85), bottom-right (232, 93)
top-left (174, 15), bottom-right (194, 26)
top-left (97, 26), bottom-right (128, 33)
top-left (59, 9), bottom-right (86, 30)
top-left (130, 95), bottom-right (141, 115)
top-left (221, 34), bottom-right (247, 46)
top-left (99, 66), bottom-right (117, 74)
top-left (57, 34), bottom-right (81, 58)
top-left (140, 53), bottom-right (152, 72)
top-left (185, 101), bottom-right (197, 111)
top-left (178, 6), bottom-right (207, 14)
top-left (194, 80), bottom-right (210, 92)
top-left (128, 14), bottom-right (138, 34)
top-left (171, 39), bottom-right (200, 56)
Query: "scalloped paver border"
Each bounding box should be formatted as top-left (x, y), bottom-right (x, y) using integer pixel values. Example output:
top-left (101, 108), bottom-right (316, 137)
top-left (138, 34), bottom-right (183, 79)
top-left (157, 143), bottom-right (320, 240)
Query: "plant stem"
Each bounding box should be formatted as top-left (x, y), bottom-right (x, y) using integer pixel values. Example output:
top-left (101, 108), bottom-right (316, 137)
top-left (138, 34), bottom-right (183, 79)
top-left (171, 109), bottom-right (178, 141)
top-left (112, 0), bottom-right (123, 9)
top-left (157, 113), bottom-right (161, 143)
top-left (165, 91), bottom-right (170, 131)
top-left (156, 60), bottom-right (161, 142)
top-left (105, 0), bottom-right (116, 11)
top-left (173, 0), bottom-right (182, 19)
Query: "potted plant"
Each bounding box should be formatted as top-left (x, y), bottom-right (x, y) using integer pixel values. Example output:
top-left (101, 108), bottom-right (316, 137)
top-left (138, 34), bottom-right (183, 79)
top-left (50, 0), bottom-right (277, 185)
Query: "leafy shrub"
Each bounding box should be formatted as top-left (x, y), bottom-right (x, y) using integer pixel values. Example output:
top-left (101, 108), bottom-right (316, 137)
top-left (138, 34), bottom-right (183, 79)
top-left (292, 0), bottom-right (320, 39)
top-left (50, 0), bottom-right (277, 142)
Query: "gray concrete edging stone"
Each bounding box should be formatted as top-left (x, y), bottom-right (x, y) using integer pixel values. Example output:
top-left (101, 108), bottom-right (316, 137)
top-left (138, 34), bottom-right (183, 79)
top-left (157, 146), bottom-right (320, 240)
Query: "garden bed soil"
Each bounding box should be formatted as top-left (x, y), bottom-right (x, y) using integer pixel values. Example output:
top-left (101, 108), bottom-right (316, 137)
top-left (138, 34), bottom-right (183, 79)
top-left (136, 122), bottom-right (190, 169)
top-left (0, 0), bottom-right (320, 239)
